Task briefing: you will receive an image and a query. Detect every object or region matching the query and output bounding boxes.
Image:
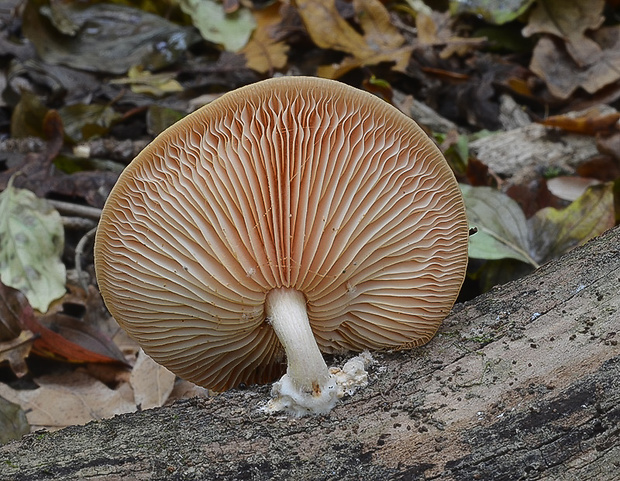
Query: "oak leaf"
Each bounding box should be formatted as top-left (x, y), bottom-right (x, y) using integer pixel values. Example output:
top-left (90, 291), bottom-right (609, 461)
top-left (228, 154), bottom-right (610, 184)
top-left (296, 0), bottom-right (412, 79)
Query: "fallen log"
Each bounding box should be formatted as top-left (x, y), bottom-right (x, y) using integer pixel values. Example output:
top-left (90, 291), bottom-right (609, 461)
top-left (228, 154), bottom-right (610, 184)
top-left (1, 226), bottom-right (619, 481)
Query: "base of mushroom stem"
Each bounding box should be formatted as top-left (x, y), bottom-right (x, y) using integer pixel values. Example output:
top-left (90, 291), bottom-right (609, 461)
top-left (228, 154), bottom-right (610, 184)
top-left (262, 351), bottom-right (374, 417)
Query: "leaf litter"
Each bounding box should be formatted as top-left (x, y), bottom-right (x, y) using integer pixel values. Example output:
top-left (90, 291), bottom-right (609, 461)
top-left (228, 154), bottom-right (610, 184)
top-left (1, 0), bottom-right (619, 441)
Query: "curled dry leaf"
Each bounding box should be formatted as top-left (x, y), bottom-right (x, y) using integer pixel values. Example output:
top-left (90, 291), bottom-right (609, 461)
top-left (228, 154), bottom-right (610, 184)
top-left (537, 109), bottom-right (620, 136)
top-left (0, 330), bottom-right (35, 378)
top-left (522, 0), bottom-right (605, 67)
top-left (0, 280), bottom-right (127, 366)
top-left (529, 27), bottom-right (620, 99)
top-left (31, 313), bottom-right (128, 365)
top-left (297, 0), bottom-right (412, 79)
top-left (0, 282), bottom-right (25, 341)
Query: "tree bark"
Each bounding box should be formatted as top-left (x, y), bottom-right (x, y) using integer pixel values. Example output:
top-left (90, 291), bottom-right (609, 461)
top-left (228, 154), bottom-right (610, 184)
top-left (2, 226), bottom-right (619, 481)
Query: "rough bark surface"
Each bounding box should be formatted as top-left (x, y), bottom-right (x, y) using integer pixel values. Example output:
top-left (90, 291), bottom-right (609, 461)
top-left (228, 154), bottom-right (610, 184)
top-left (1, 227), bottom-right (619, 481)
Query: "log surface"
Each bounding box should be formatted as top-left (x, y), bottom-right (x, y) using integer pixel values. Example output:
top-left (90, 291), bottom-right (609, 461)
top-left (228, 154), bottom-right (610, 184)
top-left (1, 227), bottom-right (619, 481)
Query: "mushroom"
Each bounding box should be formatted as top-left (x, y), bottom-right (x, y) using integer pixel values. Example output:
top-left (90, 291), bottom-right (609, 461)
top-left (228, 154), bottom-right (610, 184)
top-left (94, 76), bottom-right (468, 416)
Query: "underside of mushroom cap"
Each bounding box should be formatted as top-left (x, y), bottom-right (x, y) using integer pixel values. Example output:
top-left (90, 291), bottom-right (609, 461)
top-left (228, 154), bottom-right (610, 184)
top-left (94, 76), bottom-right (469, 391)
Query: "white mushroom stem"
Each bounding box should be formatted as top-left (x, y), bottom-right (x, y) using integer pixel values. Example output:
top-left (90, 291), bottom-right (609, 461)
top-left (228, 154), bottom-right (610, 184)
top-left (264, 287), bottom-right (371, 416)
top-left (265, 287), bottom-right (331, 395)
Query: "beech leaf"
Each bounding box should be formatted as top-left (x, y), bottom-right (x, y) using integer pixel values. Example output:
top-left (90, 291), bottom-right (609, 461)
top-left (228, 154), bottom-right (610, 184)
top-left (0, 181), bottom-right (66, 312)
top-left (461, 184), bottom-right (537, 266)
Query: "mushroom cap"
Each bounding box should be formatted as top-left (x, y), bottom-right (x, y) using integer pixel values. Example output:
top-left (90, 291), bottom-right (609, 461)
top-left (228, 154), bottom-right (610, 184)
top-left (94, 76), bottom-right (468, 391)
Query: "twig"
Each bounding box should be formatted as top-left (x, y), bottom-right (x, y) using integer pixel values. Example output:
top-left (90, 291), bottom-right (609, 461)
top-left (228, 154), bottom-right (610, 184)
top-left (62, 217), bottom-right (97, 230)
top-left (48, 200), bottom-right (102, 220)
top-left (75, 227), bottom-right (98, 291)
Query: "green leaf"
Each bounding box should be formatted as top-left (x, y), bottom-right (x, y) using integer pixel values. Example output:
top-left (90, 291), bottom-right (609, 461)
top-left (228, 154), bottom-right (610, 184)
top-left (0, 180), bottom-right (66, 312)
top-left (528, 183), bottom-right (614, 263)
top-left (58, 103), bottom-right (121, 143)
top-left (449, 0), bottom-right (536, 25)
top-left (146, 105), bottom-right (185, 136)
top-left (179, 0), bottom-right (256, 52)
top-left (460, 184), bottom-right (538, 266)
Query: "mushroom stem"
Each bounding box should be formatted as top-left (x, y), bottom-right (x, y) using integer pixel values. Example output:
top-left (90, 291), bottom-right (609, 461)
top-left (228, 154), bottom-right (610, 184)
top-left (265, 288), bottom-right (331, 395)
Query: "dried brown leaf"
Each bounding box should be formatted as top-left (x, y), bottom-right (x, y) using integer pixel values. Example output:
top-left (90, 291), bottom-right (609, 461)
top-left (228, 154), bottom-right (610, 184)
top-left (0, 371), bottom-right (136, 431)
top-left (129, 350), bottom-right (176, 410)
top-left (28, 312), bottom-right (128, 365)
top-left (296, 0), bottom-right (368, 54)
top-left (297, 0), bottom-right (412, 78)
top-left (416, 13), bottom-right (439, 45)
top-left (538, 109), bottom-right (620, 136)
top-left (241, 4), bottom-right (289, 74)
top-left (530, 28), bottom-right (620, 99)
top-left (0, 283), bottom-right (28, 341)
top-left (522, 0), bottom-right (605, 67)
top-left (416, 12), bottom-right (486, 58)
top-left (0, 330), bottom-right (35, 378)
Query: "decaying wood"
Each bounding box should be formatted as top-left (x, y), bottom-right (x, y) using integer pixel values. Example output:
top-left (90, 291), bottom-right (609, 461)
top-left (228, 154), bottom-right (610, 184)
top-left (1, 227), bottom-right (619, 481)
top-left (469, 120), bottom-right (604, 185)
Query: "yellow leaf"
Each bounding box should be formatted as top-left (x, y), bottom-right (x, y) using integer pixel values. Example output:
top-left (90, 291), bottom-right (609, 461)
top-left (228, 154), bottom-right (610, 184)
top-left (110, 66), bottom-right (183, 97)
top-left (354, 0), bottom-right (405, 51)
top-left (529, 183), bottom-right (614, 262)
top-left (416, 13), bottom-right (439, 45)
top-left (241, 4), bottom-right (289, 74)
top-left (296, 0), bottom-right (370, 55)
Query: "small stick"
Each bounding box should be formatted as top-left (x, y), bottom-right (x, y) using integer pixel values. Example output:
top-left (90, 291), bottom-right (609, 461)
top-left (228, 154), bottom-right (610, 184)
top-left (48, 200), bottom-right (102, 220)
top-left (75, 227), bottom-right (98, 290)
